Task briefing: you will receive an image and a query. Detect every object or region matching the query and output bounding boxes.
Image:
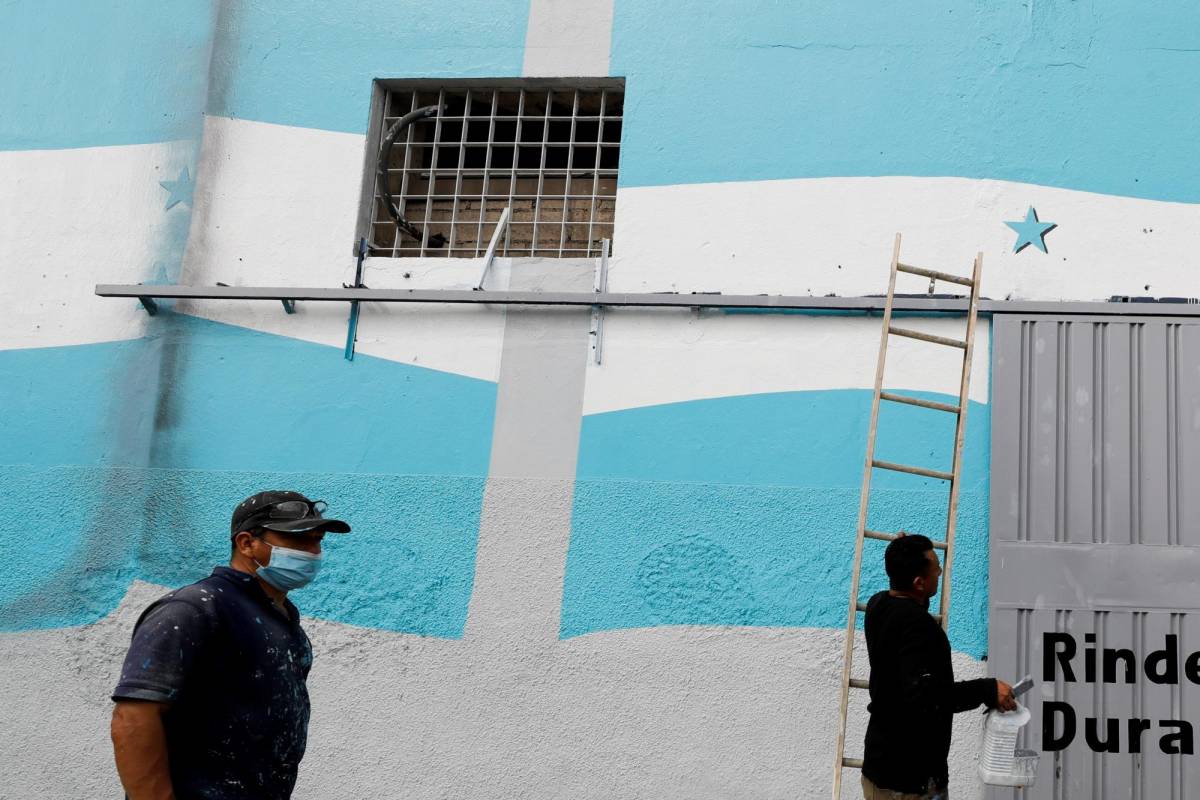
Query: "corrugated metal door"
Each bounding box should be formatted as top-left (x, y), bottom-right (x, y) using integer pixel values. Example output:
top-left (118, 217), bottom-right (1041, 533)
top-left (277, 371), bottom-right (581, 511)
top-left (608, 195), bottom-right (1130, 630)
top-left (989, 315), bottom-right (1200, 800)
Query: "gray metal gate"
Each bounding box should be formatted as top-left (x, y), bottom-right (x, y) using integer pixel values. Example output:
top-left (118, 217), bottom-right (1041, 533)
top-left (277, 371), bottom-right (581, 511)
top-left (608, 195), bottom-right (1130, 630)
top-left (989, 315), bottom-right (1200, 799)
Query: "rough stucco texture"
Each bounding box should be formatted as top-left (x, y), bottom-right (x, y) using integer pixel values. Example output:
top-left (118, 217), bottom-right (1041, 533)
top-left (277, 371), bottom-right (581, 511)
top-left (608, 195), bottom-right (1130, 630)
top-left (0, 466), bottom-right (485, 637)
top-left (564, 482), bottom-right (990, 657)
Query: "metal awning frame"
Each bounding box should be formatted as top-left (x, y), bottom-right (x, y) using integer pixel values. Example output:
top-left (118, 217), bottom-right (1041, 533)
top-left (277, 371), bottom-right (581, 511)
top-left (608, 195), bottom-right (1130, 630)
top-left (96, 283), bottom-right (1200, 317)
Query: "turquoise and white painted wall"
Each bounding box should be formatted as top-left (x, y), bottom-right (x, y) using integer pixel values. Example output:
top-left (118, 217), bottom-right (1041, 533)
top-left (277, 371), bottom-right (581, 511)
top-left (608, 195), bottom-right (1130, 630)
top-left (2, 2), bottom-right (1198, 798)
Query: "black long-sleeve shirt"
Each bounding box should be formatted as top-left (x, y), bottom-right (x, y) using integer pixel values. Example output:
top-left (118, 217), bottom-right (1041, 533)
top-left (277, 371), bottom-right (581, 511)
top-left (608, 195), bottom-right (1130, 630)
top-left (862, 590), bottom-right (996, 794)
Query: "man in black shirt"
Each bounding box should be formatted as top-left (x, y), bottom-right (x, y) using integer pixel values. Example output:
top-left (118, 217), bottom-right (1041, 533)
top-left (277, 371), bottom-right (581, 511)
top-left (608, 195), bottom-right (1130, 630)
top-left (111, 491), bottom-right (351, 800)
top-left (861, 534), bottom-right (1016, 799)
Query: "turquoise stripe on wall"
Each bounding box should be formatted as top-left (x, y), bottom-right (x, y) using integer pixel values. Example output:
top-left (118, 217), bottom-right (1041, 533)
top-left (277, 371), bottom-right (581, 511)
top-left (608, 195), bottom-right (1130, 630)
top-left (0, 466), bottom-right (485, 636)
top-left (611, 1), bottom-right (1200, 203)
top-left (0, 314), bottom-right (497, 474)
top-left (204, 0), bottom-right (530, 135)
top-left (11, 0), bottom-right (1198, 206)
top-left (0, 0), bottom-right (530, 150)
top-left (0, 314), bottom-right (497, 634)
top-left (564, 390), bottom-right (990, 657)
top-left (0, 0), bottom-right (216, 150)
top-left (578, 390), bottom-right (988, 491)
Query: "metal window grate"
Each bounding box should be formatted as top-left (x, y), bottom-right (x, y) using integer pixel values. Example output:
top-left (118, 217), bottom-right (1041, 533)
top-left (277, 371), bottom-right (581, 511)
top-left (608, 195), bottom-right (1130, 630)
top-left (366, 83), bottom-right (623, 259)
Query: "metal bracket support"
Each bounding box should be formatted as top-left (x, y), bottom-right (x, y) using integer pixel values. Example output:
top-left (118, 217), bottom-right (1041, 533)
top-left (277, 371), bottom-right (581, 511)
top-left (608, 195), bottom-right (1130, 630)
top-left (344, 237), bottom-right (367, 361)
top-left (475, 206), bottom-right (512, 290)
top-left (138, 296), bottom-right (158, 315)
top-left (281, 299), bottom-right (296, 314)
top-left (589, 239), bottom-right (611, 365)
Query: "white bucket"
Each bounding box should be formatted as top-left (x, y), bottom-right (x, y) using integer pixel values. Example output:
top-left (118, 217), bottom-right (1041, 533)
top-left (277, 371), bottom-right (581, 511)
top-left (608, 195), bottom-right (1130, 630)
top-left (978, 703), bottom-right (1040, 787)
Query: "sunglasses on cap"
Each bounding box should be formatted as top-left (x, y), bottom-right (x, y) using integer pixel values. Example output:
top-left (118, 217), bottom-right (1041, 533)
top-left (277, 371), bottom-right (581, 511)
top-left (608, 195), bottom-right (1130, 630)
top-left (238, 499), bottom-right (330, 535)
top-left (262, 499), bottom-right (328, 520)
top-left (231, 491), bottom-right (351, 537)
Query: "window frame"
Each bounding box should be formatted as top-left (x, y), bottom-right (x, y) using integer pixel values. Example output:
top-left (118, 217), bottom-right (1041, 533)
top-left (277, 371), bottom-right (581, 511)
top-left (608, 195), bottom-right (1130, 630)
top-left (354, 76), bottom-right (626, 259)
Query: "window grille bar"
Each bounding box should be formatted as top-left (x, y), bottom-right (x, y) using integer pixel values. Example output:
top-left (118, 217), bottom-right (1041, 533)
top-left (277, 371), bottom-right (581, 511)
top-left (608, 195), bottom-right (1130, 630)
top-left (530, 90), bottom-right (550, 257)
top-left (388, 169), bottom-right (619, 180)
top-left (558, 90), bottom-right (578, 257)
top-left (475, 90), bottom-right (498, 257)
top-left (419, 89), bottom-right (445, 257)
top-left (373, 90), bottom-right (391, 257)
top-left (504, 91), bottom-right (525, 256)
top-left (394, 90), bottom-right (418, 258)
top-left (388, 191), bottom-right (617, 200)
top-left (381, 115), bottom-right (624, 123)
top-left (448, 89), bottom-right (471, 254)
top-left (379, 145), bottom-right (620, 155)
top-left (587, 91), bottom-right (605, 255)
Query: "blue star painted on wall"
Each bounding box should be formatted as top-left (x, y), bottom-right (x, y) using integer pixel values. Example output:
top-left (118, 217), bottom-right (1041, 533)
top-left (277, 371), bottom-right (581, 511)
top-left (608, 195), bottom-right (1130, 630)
top-left (1004, 206), bottom-right (1056, 254)
top-left (159, 167), bottom-right (194, 210)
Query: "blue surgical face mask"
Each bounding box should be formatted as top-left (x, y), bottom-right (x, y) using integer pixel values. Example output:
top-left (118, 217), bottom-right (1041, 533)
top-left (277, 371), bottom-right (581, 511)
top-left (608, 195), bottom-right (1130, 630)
top-left (255, 542), bottom-right (323, 591)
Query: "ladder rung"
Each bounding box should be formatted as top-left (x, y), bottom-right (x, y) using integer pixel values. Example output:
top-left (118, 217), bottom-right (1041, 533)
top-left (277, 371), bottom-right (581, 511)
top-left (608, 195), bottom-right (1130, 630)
top-left (896, 263), bottom-right (975, 287)
top-left (872, 459), bottom-right (955, 481)
top-left (849, 678), bottom-right (869, 689)
top-left (888, 326), bottom-right (967, 349)
top-left (842, 757), bottom-right (864, 769)
top-left (863, 529), bottom-right (948, 550)
top-left (879, 391), bottom-right (960, 415)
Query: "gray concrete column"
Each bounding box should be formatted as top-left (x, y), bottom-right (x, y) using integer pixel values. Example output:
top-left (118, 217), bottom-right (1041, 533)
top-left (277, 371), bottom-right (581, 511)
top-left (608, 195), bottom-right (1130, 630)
top-left (522, 0), bottom-right (615, 77)
top-left (463, 260), bottom-right (595, 645)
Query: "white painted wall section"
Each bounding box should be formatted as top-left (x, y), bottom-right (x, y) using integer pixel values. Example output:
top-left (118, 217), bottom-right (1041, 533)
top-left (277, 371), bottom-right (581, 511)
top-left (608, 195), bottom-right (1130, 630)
top-left (178, 115), bottom-right (508, 381)
top-left (0, 142), bottom-right (197, 350)
top-left (0, 582), bottom-right (987, 800)
top-left (584, 314), bottom-right (990, 415)
top-left (611, 177), bottom-right (1200, 301)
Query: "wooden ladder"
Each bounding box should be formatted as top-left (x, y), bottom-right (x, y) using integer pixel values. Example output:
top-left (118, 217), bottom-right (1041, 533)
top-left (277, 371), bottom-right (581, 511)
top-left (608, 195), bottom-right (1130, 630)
top-left (830, 234), bottom-right (983, 799)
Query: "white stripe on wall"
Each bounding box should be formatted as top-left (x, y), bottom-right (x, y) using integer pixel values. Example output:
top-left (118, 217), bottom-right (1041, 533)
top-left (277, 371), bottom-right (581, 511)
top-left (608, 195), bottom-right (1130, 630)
top-left (610, 176), bottom-right (1200, 302)
top-left (583, 313), bottom-right (990, 415)
top-left (0, 142), bottom-right (196, 351)
top-left (178, 115), bottom-right (509, 382)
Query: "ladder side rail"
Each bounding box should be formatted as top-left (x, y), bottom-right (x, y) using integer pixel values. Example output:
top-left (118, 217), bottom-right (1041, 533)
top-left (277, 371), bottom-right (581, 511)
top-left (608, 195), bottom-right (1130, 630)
top-left (831, 233), bottom-right (902, 799)
top-left (937, 253), bottom-right (983, 629)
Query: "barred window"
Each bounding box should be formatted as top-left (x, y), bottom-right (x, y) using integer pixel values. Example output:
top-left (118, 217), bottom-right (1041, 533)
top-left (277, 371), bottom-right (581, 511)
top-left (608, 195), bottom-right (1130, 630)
top-left (360, 79), bottom-right (623, 259)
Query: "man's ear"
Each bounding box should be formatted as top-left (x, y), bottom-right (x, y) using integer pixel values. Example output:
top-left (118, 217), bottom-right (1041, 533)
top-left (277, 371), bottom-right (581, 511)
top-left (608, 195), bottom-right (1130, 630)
top-left (232, 530), bottom-right (257, 557)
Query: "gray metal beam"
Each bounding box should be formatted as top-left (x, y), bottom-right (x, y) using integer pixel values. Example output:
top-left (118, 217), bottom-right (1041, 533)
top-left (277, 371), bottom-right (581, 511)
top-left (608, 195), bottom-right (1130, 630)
top-left (94, 284), bottom-right (1200, 316)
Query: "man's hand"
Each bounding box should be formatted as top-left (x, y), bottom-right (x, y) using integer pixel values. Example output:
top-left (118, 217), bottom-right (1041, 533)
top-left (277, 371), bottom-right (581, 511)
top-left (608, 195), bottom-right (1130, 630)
top-left (112, 700), bottom-right (175, 800)
top-left (995, 679), bottom-right (1018, 712)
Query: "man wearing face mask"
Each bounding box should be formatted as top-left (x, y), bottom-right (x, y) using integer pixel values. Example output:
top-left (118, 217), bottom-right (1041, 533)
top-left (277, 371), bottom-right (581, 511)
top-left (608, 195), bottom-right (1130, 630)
top-left (110, 491), bottom-right (350, 800)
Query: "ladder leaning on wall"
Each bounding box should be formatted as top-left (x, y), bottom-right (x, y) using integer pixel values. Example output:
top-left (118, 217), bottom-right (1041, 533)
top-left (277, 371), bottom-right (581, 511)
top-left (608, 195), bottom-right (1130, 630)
top-left (830, 234), bottom-right (983, 799)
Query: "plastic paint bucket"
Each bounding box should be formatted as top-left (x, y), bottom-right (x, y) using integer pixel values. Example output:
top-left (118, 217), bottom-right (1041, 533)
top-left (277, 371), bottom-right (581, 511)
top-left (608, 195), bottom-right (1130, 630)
top-left (979, 703), bottom-right (1040, 787)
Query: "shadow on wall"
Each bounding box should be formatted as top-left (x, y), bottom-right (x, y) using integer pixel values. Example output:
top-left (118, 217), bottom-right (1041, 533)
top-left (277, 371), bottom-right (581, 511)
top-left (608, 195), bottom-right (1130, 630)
top-left (563, 391), bottom-right (991, 658)
top-left (0, 314), bottom-right (497, 636)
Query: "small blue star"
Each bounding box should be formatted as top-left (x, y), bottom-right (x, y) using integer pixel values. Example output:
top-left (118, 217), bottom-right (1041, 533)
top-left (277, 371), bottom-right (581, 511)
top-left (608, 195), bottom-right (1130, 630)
top-left (159, 167), bottom-right (194, 210)
top-left (1004, 206), bottom-right (1056, 254)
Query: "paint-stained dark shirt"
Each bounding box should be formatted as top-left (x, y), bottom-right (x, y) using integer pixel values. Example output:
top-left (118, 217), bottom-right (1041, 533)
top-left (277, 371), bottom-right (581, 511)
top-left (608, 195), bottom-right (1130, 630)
top-left (862, 591), bottom-right (996, 795)
top-left (113, 566), bottom-right (313, 800)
